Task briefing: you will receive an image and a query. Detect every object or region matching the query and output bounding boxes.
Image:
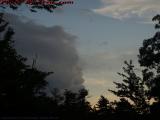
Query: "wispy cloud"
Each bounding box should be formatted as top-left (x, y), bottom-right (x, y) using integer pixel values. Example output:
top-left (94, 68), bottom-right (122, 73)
top-left (93, 0), bottom-right (160, 21)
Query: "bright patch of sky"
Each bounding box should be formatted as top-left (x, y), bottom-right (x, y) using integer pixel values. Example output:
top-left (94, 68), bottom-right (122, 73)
top-left (93, 0), bottom-right (160, 22)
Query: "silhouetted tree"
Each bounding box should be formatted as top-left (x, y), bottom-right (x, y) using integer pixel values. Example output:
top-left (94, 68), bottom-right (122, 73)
top-left (109, 60), bottom-right (149, 115)
top-left (138, 14), bottom-right (160, 101)
top-left (112, 98), bottom-right (138, 120)
top-left (96, 95), bottom-right (113, 120)
top-left (138, 14), bottom-right (160, 119)
top-left (60, 89), bottom-right (92, 120)
top-left (107, 14), bottom-right (160, 120)
top-left (0, 13), bottom-right (53, 116)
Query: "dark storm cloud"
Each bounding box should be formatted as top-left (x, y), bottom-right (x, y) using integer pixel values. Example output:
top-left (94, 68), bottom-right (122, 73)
top-left (4, 13), bottom-right (84, 91)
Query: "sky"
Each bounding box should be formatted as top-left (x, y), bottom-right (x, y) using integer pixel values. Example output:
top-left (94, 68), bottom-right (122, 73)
top-left (1, 0), bottom-right (160, 104)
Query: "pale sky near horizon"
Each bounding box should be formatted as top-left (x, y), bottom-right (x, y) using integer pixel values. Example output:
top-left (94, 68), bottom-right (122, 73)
top-left (2, 0), bottom-right (160, 104)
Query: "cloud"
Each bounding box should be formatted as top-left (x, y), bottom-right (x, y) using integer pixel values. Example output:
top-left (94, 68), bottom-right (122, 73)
top-left (4, 13), bottom-right (84, 91)
top-left (93, 0), bottom-right (160, 21)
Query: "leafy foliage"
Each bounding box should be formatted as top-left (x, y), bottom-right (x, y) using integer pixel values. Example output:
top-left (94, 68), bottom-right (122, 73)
top-left (60, 89), bottom-right (92, 120)
top-left (109, 60), bottom-right (149, 114)
top-left (138, 14), bottom-right (160, 101)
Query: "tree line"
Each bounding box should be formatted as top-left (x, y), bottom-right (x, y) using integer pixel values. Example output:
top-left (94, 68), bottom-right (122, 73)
top-left (0, 13), bottom-right (160, 120)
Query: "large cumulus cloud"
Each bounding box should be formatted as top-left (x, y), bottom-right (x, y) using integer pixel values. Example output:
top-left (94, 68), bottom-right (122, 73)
top-left (4, 13), bottom-right (84, 91)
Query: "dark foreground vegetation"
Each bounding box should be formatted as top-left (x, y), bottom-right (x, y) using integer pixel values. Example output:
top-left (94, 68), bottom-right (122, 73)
top-left (0, 13), bottom-right (160, 120)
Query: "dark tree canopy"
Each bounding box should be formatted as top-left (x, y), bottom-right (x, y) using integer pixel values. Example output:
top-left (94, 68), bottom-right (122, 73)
top-left (138, 14), bottom-right (160, 101)
top-left (0, 13), bottom-right (54, 115)
top-left (108, 14), bottom-right (160, 120)
top-left (109, 60), bottom-right (149, 114)
top-left (95, 96), bottom-right (113, 120)
top-left (60, 89), bottom-right (92, 120)
top-left (152, 14), bottom-right (160, 29)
